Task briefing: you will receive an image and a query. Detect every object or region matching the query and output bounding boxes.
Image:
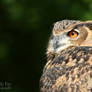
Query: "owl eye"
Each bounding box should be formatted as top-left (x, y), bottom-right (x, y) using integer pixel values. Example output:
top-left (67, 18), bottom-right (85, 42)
top-left (67, 29), bottom-right (79, 39)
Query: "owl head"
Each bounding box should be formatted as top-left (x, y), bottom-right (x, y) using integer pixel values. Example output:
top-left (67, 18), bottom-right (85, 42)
top-left (47, 20), bottom-right (92, 57)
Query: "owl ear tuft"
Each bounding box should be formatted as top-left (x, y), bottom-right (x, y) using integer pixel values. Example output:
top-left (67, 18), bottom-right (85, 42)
top-left (86, 23), bottom-right (92, 30)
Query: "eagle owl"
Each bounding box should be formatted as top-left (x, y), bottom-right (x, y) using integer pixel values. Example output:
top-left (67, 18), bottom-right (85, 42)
top-left (40, 20), bottom-right (92, 92)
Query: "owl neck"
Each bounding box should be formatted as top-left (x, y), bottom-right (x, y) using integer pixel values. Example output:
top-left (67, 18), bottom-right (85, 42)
top-left (47, 46), bottom-right (75, 61)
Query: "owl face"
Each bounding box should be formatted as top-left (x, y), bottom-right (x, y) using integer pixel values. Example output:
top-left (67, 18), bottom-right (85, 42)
top-left (47, 20), bottom-right (92, 55)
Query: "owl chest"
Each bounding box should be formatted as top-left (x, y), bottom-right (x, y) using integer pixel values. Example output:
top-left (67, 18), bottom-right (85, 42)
top-left (42, 63), bottom-right (92, 92)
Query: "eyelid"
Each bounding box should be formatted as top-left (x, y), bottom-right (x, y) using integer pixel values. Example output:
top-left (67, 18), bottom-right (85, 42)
top-left (73, 29), bottom-right (80, 33)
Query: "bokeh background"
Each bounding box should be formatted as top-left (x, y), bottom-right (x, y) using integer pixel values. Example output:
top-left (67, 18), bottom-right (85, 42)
top-left (0, 0), bottom-right (92, 92)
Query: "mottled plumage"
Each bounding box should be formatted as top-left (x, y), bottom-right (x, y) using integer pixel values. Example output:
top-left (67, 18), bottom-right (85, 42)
top-left (40, 20), bottom-right (92, 92)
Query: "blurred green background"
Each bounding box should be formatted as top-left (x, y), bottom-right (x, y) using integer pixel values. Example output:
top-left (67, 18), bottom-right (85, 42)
top-left (0, 0), bottom-right (92, 92)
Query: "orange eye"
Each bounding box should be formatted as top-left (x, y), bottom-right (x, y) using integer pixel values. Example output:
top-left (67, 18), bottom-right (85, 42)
top-left (67, 30), bottom-right (79, 38)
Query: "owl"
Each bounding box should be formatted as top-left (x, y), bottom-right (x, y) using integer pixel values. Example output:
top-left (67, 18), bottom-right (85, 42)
top-left (40, 20), bottom-right (92, 92)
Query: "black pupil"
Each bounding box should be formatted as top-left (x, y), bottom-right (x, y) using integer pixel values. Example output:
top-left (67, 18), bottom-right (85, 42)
top-left (72, 32), bottom-right (75, 35)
